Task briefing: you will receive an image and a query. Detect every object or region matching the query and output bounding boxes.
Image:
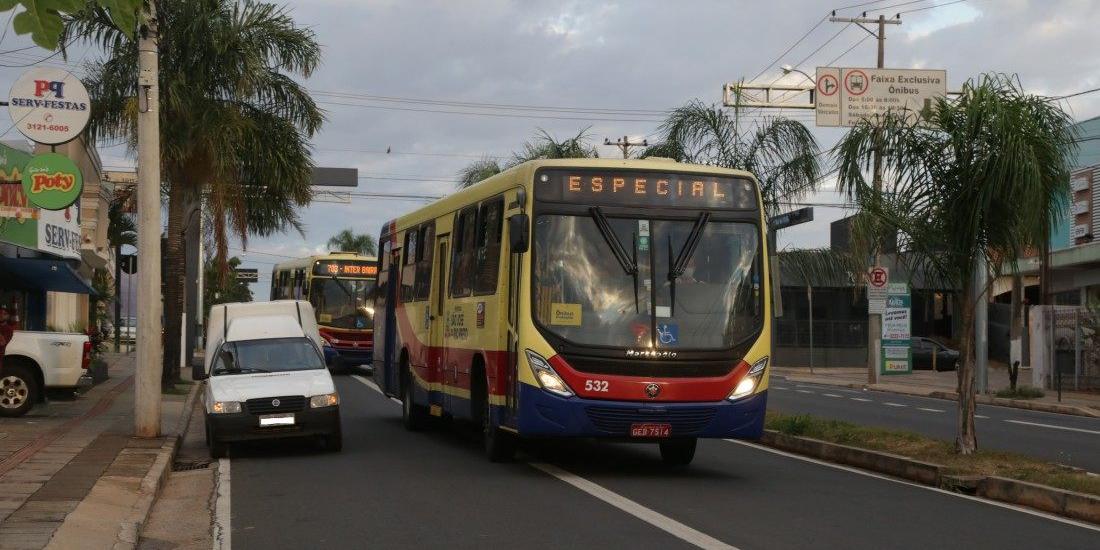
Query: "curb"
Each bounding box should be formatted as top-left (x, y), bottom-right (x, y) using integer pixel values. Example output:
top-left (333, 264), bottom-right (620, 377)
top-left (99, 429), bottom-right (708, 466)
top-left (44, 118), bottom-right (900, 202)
top-left (114, 381), bottom-right (202, 549)
top-left (759, 429), bottom-right (1100, 525)
top-left (778, 375), bottom-right (1100, 418)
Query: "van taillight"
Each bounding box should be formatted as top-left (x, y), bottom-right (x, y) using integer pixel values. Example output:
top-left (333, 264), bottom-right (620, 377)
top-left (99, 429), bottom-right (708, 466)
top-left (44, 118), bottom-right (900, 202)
top-left (82, 341), bottom-right (92, 370)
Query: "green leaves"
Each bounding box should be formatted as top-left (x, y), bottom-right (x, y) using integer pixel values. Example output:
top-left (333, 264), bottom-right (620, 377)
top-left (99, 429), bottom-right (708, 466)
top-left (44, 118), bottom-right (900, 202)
top-left (1, 0), bottom-right (138, 49)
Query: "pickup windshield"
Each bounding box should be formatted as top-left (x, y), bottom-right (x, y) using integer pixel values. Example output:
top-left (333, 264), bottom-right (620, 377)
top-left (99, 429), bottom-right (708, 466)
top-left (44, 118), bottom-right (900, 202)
top-left (213, 337), bottom-right (325, 375)
top-left (533, 214), bottom-right (761, 349)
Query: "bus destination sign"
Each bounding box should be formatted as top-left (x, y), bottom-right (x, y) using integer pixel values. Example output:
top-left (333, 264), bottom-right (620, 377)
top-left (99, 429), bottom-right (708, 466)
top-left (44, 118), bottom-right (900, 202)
top-left (536, 170), bottom-right (757, 209)
top-left (313, 260), bottom-right (378, 278)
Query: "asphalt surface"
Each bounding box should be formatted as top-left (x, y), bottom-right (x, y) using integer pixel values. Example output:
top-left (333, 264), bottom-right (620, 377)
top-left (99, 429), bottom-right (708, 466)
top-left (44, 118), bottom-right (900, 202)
top-left (769, 377), bottom-right (1100, 472)
top-left (223, 373), bottom-right (1100, 549)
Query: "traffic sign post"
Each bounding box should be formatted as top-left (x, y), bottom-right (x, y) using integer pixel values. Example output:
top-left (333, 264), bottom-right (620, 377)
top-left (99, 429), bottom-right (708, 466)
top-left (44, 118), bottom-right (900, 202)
top-left (235, 268), bottom-right (259, 282)
top-left (815, 67), bottom-right (946, 127)
top-left (867, 266), bottom-right (889, 314)
top-left (881, 283), bottom-right (912, 375)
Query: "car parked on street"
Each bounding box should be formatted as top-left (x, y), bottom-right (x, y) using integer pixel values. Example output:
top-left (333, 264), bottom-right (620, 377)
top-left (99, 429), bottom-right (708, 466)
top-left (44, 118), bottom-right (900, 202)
top-left (911, 336), bottom-right (959, 371)
top-left (195, 300), bottom-right (342, 458)
top-left (1, 331), bottom-right (92, 416)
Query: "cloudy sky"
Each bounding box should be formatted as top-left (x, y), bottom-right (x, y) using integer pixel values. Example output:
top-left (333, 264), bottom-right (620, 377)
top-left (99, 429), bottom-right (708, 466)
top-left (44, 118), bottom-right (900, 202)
top-left (4, 0), bottom-right (1100, 300)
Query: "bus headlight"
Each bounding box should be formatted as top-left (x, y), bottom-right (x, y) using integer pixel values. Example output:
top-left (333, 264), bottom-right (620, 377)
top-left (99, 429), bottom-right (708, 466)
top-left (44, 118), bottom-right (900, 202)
top-left (525, 350), bottom-right (574, 398)
top-left (729, 357), bottom-right (768, 401)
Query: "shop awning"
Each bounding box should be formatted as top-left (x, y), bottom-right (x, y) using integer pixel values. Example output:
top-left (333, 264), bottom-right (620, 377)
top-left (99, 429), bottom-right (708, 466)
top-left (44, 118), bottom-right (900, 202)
top-left (0, 257), bottom-right (96, 295)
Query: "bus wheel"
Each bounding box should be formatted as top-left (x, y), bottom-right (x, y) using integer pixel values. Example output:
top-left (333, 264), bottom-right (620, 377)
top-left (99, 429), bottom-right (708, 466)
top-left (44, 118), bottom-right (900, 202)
top-left (659, 438), bottom-right (697, 466)
top-left (479, 385), bottom-right (516, 462)
top-left (402, 371), bottom-right (428, 431)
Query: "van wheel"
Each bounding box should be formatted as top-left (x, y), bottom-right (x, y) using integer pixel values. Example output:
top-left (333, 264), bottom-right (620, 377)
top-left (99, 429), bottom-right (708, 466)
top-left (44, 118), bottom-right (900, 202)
top-left (659, 438), bottom-right (697, 466)
top-left (476, 377), bottom-right (515, 462)
top-left (0, 364), bottom-right (38, 417)
top-left (401, 370), bottom-right (428, 431)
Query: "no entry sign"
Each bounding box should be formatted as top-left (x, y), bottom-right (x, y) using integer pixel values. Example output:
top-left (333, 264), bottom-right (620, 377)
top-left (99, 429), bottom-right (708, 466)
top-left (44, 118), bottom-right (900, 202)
top-left (867, 266), bottom-right (889, 314)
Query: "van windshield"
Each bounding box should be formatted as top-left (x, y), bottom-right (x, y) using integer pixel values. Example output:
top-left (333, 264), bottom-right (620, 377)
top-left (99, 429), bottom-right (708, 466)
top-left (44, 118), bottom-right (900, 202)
top-left (213, 337), bottom-right (325, 375)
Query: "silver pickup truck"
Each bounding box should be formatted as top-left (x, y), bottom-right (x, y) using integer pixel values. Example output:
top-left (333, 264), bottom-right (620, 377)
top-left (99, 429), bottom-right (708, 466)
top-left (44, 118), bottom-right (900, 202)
top-left (1, 331), bottom-right (92, 417)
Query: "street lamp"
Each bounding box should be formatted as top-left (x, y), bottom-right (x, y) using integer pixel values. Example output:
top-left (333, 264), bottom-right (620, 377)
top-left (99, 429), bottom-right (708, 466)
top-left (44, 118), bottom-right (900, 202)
top-left (781, 64), bottom-right (814, 83)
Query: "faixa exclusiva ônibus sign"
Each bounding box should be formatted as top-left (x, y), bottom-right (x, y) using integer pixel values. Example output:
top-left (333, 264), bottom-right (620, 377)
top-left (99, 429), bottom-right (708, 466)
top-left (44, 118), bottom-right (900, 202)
top-left (21, 153), bottom-right (83, 211)
top-left (7, 68), bottom-right (91, 145)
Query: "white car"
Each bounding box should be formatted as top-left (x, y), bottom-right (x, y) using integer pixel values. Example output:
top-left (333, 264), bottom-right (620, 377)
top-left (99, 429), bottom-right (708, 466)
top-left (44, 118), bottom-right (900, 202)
top-left (2, 331), bottom-right (92, 417)
top-left (195, 301), bottom-right (341, 458)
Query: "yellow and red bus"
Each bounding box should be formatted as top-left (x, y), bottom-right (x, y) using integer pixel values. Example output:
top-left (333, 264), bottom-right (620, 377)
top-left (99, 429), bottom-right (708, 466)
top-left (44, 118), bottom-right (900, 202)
top-left (271, 252), bottom-right (379, 370)
top-left (373, 158), bottom-right (771, 464)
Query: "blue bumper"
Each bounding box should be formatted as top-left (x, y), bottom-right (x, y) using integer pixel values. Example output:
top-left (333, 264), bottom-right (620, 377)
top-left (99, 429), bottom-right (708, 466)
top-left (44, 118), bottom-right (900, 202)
top-left (330, 347), bottom-right (373, 367)
top-left (515, 383), bottom-right (767, 439)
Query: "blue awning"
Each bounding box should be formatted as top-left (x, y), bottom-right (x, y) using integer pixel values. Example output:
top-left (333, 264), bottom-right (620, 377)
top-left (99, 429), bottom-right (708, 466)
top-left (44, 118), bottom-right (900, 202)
top-left (0, 257), bottom-right (96, 295)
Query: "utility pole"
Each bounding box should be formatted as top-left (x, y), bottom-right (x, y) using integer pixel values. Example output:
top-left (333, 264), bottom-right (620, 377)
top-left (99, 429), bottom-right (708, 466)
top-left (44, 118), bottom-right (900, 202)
top-left (604, 136), bottom-right (648, 159)
top-left (829, 12), bottom-right (900, 385)
top-left (135, 1), bottom-right (163, 438)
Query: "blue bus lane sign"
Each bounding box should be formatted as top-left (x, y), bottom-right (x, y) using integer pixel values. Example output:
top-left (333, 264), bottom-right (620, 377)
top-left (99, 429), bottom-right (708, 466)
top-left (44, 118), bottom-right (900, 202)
top-left (881, 283), bottom-right (912, 375)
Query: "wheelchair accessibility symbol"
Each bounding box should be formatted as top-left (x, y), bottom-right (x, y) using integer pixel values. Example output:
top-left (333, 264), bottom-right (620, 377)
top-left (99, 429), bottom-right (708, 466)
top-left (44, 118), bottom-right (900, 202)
top-left (657, 324), bottom-right (679, 345)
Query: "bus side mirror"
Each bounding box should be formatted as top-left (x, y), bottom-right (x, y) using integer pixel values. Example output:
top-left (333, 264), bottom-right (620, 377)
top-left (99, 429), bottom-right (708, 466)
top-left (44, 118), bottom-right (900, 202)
top-left (508, 214), bottom-right (530, 253)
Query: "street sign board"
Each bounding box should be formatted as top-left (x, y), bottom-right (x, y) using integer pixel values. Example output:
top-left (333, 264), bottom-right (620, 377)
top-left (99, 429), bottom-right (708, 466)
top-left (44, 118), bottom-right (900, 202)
top-left (235, 268), bottom-right (259, 282)
top-left (815, 67), bottom-right (946, 127)
top-left (769, 207), bottom-right (814, 231)
top-left (881, 283), bottom-right (912, 375)
top-left (7, 68), bottom-right (91, 145)
top-left (867, 266), bottom-right (889, 314)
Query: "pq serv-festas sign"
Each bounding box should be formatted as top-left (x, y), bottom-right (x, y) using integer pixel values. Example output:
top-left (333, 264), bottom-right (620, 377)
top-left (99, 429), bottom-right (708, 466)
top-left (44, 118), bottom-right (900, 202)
top-left (7, 68), bottom-right (91, 145)
top-left (21, 153), bottom-right (83, 211)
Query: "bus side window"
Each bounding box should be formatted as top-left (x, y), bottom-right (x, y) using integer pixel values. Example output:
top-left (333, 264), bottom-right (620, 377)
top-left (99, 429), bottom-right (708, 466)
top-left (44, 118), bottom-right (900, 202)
top-left (450, 207), bottom-right (477, 298)
top-left (415, 222), bottom-right (435, 301)
top-left (474, 198), bottom-right (503, 295)
top-left (402, 229), bottom-right (417, 301)
top-left (376, 239), bottom-right (391, 304)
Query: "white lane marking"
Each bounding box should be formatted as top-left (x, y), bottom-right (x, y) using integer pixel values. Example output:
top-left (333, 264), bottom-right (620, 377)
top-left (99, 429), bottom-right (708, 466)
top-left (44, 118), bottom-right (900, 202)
top-left (213, 458), bottom-right (231, 550)
top-left (850, 398), bottom-right (872, 402)
top-left (353, 374), bottom-right (403, 404)
top-left (530, 462), bottom-right (738, 549)
top-left (771, 386), bottom-right (790, 391)
top-left (1004, 420), bottom-right (1100, 435)
top-left (975, 415), bottom-right (989, 419)
top-left (917, 407), bottom-right (945, 413)
top-left (884, 402), bottom-right (907, 407)
top-left (724, 440), bottom-right (1100, 533)
top-left (795, 390), bottom-right (814, 394)
top-left (823, 393), bottom-right (843, 398)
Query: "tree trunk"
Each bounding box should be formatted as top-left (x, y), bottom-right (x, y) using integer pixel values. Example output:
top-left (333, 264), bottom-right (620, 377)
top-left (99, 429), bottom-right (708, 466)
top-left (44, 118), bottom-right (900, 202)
top-left (1009, 270), bottom-right (1024, 390)
top-left (956, 280), bottom-right (978, 454)
top-left (163, 181), bottom-right (186, 387)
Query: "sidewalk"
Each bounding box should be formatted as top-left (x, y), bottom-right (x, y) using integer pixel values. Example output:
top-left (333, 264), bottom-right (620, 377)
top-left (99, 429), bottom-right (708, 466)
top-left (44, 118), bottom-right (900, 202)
top-left (0, 353), bottom-right (198, 550)
top-left (773, 365), bottom-right (1100, 417)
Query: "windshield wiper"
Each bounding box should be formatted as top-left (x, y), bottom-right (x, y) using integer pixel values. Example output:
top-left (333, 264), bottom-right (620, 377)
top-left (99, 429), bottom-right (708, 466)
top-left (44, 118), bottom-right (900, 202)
top-left (213, 367), bottom-right (271, 375)
top-left (666, 212), bottom-right (711, 317)
top-left (589, 207), bottom-right (640, 313)
top-left (331, 275), bottom-right (357, 299)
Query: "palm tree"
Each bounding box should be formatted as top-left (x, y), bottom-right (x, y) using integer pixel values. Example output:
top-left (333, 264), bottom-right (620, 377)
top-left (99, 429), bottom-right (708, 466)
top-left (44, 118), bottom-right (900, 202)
top-left (63, 0), bottom-right (323, 384)
top-left (642, 100), bottom-right (821, 217)
top-left (107, 194), bottom-right (137, 352)
top-left (456, 128), bottom-right (599, 189)
top-left (834, 74), bottom-right (1077, 454)
top-left (327, 229), bottom-right (377, 256)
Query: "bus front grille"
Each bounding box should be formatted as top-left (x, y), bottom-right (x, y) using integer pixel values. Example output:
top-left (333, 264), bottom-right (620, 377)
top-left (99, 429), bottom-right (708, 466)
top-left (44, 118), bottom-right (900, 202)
top-left (585, 406), bottom-right (717, 435)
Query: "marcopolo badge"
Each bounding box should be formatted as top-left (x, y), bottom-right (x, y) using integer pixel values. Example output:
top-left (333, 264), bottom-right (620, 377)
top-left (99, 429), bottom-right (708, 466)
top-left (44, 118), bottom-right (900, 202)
top-left (21, 153), bottom-right (83, 211)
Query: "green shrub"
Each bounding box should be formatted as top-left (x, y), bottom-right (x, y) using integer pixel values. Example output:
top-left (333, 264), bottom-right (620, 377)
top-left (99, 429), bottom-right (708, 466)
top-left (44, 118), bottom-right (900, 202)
top-left (995, 386), bottom-right (1045, 399)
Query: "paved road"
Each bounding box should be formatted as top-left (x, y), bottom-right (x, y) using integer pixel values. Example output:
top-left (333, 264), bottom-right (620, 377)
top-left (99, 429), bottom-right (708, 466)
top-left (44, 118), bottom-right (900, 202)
top-left (769, 377), bottom-right (1100, 472)
top-left (221, 374), bottom-right (1099, 549)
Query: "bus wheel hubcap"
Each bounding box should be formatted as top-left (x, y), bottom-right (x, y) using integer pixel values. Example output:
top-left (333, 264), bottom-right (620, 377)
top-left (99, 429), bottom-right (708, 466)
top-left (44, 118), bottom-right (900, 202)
top-left (0, 376), bottom-right (28, 408)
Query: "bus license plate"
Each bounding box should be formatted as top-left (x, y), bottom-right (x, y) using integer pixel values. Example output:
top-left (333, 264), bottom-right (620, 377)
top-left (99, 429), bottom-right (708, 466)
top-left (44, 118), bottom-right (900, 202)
top-left (259, 414), bottom-right (295, 427)
top-left (630, 423), bottom-right (671, 438)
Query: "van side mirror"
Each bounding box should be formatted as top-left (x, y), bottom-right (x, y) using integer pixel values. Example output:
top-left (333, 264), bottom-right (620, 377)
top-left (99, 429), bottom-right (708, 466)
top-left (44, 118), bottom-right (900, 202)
top-left (508, 213), bottom-right (529, 253)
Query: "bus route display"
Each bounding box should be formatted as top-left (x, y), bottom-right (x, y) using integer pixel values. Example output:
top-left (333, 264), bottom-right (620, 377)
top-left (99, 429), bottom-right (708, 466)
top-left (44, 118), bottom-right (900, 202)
top-left (535, 169), bottom-right (758, 209)
top-left (312, 259), bottom-right (378, 278)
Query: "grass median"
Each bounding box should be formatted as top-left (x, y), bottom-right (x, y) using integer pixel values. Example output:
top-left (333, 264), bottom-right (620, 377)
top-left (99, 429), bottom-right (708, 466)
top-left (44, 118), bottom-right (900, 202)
top-left (765, 411), bottom-right (1100, 497)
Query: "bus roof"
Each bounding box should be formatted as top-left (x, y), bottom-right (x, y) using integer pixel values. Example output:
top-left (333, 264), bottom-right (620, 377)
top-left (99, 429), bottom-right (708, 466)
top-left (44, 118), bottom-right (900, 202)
top-left (385, 158), bottom-right (759, 233)
top-left (271, 251), bottom-right (378, 273)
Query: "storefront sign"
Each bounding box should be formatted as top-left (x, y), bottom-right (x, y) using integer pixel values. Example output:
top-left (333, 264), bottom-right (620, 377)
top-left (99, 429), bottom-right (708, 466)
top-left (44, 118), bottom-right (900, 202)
top-left (21, 153), bottom-right (83, 210)
top-left (1, 145), bottom-right (81, 260)
top-left (7, 68), bottom-right (91, 145)
top-left (881, 283), bottom-right (912, 375)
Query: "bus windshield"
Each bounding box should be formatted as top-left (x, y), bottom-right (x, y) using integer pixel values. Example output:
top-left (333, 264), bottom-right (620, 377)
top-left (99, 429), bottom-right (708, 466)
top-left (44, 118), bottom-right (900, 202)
top-left (533, 214), bottom-right (761, 350)
top-left (309, 277), bottom-right (376, 330)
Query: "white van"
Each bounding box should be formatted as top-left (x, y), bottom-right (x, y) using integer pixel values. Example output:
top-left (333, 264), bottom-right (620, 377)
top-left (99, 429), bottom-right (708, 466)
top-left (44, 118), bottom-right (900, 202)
top-left (195, 300), bottom-right (341, 458)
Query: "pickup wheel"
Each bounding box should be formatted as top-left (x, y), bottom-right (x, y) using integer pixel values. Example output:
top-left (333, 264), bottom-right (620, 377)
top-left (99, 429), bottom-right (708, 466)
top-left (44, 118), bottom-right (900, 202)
top-left (0, 364), bottom-right (37, 417)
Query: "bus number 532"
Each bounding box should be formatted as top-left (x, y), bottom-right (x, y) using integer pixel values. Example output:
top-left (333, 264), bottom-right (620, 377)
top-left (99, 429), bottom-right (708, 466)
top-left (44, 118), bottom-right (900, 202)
top-left (584, 380), bottom-right (609, 392)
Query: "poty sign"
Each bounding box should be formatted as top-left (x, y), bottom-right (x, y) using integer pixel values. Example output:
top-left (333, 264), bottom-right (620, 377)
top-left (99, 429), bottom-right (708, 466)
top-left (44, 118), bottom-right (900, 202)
top-left (867, 266), bottom-right (889, 314)
top-left (815, 67), bottom-right (946, 127)
top-left (7, 68), bottom-right (91, 145)
top-left (881, 283), bottom-right (912, 375)
top-left (21, 153), bottom-right (83, 211)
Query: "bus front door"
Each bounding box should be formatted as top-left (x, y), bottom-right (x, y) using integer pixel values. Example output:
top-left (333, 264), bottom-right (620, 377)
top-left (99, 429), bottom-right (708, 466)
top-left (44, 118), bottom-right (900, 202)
top-left (429, 236), bottom-right (449, 413)
top-left (383, 248), bottom-right (401, 395)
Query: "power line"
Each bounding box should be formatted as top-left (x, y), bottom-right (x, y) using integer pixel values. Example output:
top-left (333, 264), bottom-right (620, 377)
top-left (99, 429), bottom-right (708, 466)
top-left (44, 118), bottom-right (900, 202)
top-left (749, 14), bottom-right (829, 83)
top-left (310, 90), bottom-right (671, 116)
top-left (1049, 87), bottom-right (1100, 101)
top-left (897, 0), bottom-right (968, 15)
top-left (316, 100), bottom-right (664, 124)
